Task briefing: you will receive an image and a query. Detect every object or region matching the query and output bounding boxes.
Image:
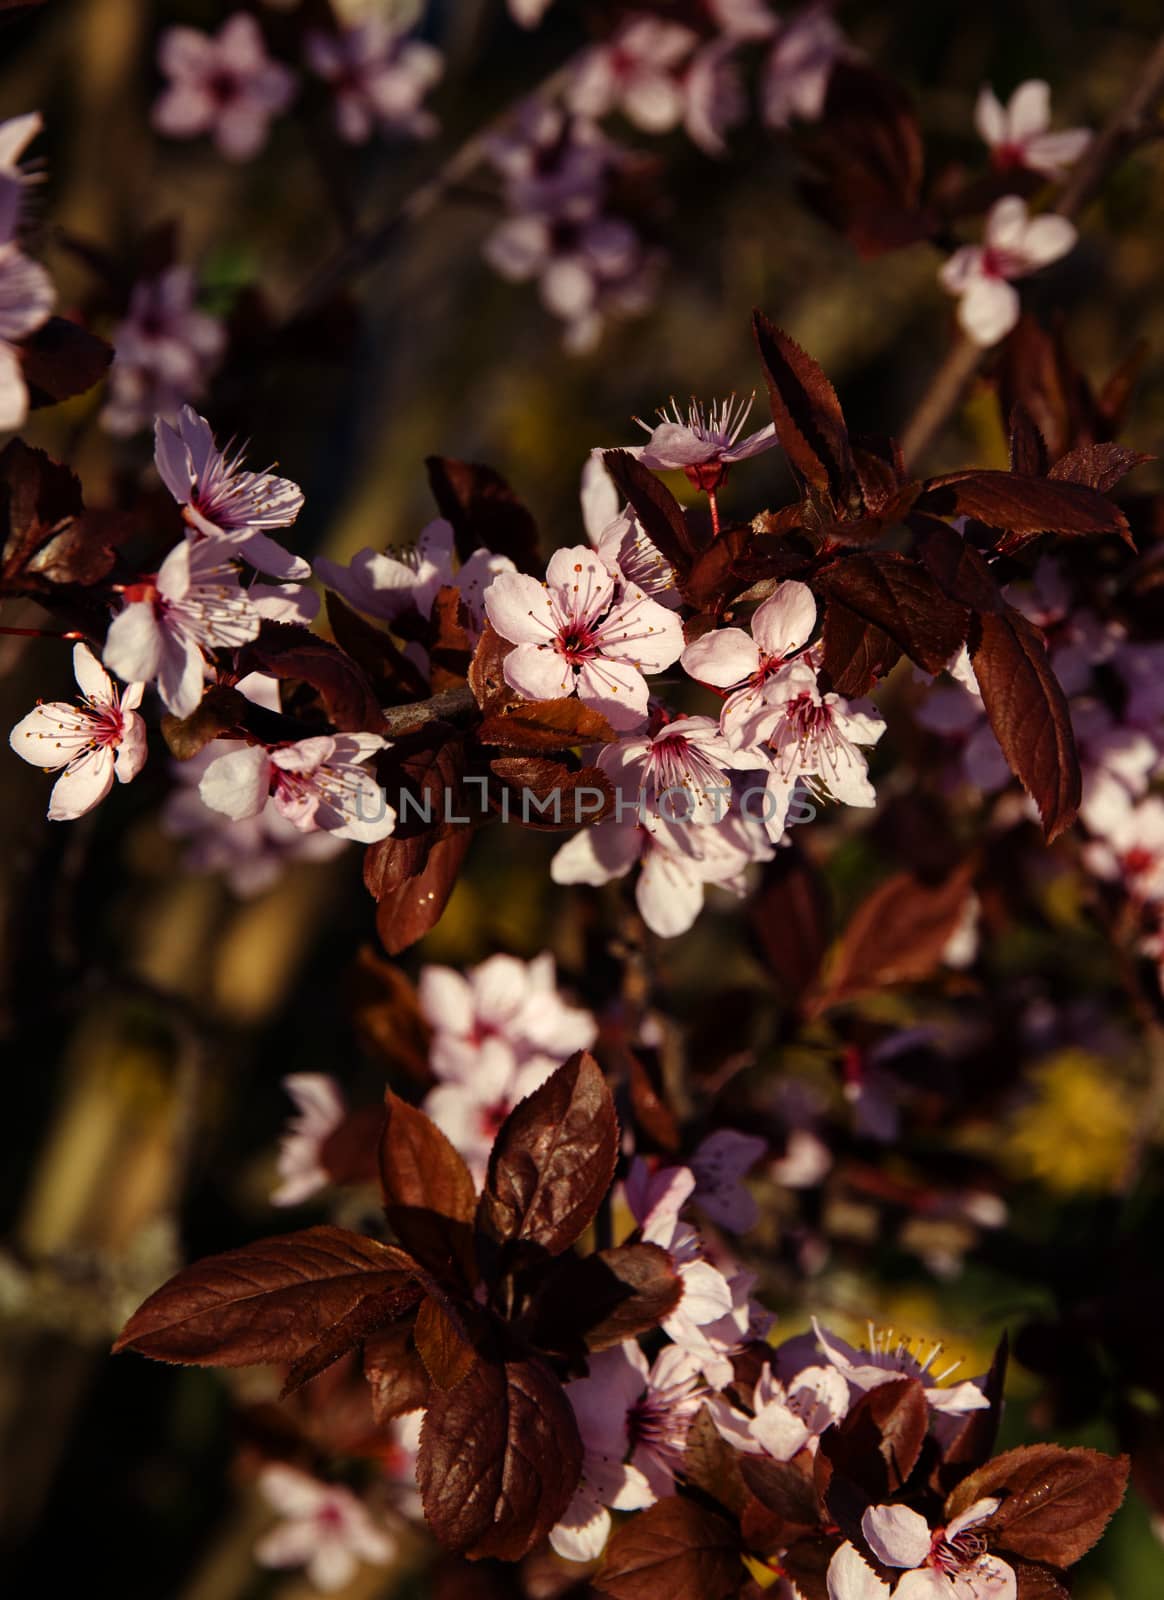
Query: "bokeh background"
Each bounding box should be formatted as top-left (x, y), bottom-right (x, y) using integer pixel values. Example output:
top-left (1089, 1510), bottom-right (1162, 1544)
top-left (1, 0), bottom-right (1163, 1593)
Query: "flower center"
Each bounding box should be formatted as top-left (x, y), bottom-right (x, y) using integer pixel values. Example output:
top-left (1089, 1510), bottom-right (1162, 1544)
top-left (556, 624), bottom-right (597, 665)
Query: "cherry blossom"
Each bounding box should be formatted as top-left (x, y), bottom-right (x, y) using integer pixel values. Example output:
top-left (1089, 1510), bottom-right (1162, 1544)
top-left (103, 536), bottom-right (262, 718)
top-left (155, 406), bottom-right (309, 580)
top-left (581, 455), bottom-right (680, 607)
top-left (632, 392), bottom-right (777, 489)
top-left (197, 733), bottom-right (395, 844)
top-left (689, 1128), bottom-right (768, 1230)
top-left (551, 795), bottom-right (772, 937)
top-left (761, 5), bottom-right (847, 129)
top-left (567, 18), bottom-right (698, 135)
top-left (254, 1464), bottom-right (395, 1592)
top-left (552, 1341), bottom-right (706, 1560)
top-left (316, 518), bottom-right (512, 637)
top-left (486, 102), bottom-right (608, 224)
top-left (508, 0), bottom-right (555, 26)
top-left (0, 111), bottom-right (44, 244)
top-left (305, 20), bottom-right (443, 144)
top-left (684, 39), bottom-right (748, 157)
top-left (746, 661), bottom-right (886, 837)
top-left (419, 953), bottom-right (597, 1179)
top-left (9, 643), bottom-right (147, 821)
top-left (1084, 795), bottom-right (1164, 905)
top-left (812, 1319), bottom-right (990, 1416)
top-left (153, 13), bottom-right (297, 162)
top-left (682, 580), bottom-right (817, 745)
top-left (716, 1359), bottom-right (849, 1459)
top-left (483, 544), bottom-right (684, 731)
top-left (599, 713), bottom-right (749, 829)
top-left (975, 80), bottom-right (1090, 179)
top-left (827, 1499), bottom-right (1015, 1600)
top-left (0, 240), bottom-right (54, 431)
top-left (102, 265), bottom-right (226, 436)
top-left (939, 196), bottom-right (1077, 347)
top-left (271, 1074), bottom-right (347, 1206)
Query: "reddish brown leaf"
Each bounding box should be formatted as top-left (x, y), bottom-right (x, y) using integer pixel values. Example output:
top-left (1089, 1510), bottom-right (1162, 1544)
top-left (364, 1322), bottom-right (432, 1422)
top-left (160, 687), bottom-right (248, 759)
top-left (349, 948), bottom-right (432, 1082)
top-left (740, 1455), bottom-right (821, 1531)
top-left (780, 1534), bottom-right (837, 1600)
top-left (753, 312), bottom-right (855, 505)
top-left (914, 515), bottom-right (1004, 614)
top-left (596, 1497), bottom-right (742, 1600)
top-left (113, 1226), bottom-right (419, 1367)
top-left (812, 865), bottom-right (975, 1011)
top-left (520, 1241), bottom-right (683, 1355)
top-left (488, 755), bottom-right (612, 829)
top-left (426, 456), bottom-right (541, 574)
top-left (684, 1405), bottom-right (749, 1518)
top-left (820, 600), bottom-right (901, 697)
top-left (20, 316), bottom-right (113, 408)
top-left (242, 623), bottom-right (384, 733)
top-left (818, 1378), bottom-right (930, 1502)
top-left (1047, 441), bottom-right (1153, 494)
top-left (414, 1295), bottom-right (477, 1390)
top-left (280, 1276), bottom-right (425, 1397)
top-left (324, 590), bottom-right (429, 702)
top-left (932, 1333), bottom-right (1008, 1497)
top-left (372, 827), bottom-right (473, 955)
top-left (477, 1051), bottom-right (619, 1261)
top-left (812, 551), bottom-right (969, 674)
top-left (969, 606), bottom-right (1081, 841)
top-left (749, 844), bottom-right (832, 998)
top-left (601, 448), bottom-right (697, 573)
top-left (468, 620), bottom-right (514, 713)
top-left (628, 1049), bottom-right (680, 1152)
top-left (418, 1354), bottom-right (581, 1560)
top-left (0, 439), bottom-right (85, 586)
top-left (946, 1445), bottom-right (1130, 1568)
top-left (478, 695), bottom-right (616, 751)
top-left (1009, 1559), bottom-right (1071, 1599)
top-left (429, 584), bottom-right (474, 691)
top-left (319, 1104), bottom-right (386, 1187)
top-left (680, 523), bottom-right (812, 613)
top-left (918, 470), bottom-right (1132, 549)
top-left (1008, 406), bottom-right (1050, 477)
top-left (379, 1091), bottom-right (477, 1284)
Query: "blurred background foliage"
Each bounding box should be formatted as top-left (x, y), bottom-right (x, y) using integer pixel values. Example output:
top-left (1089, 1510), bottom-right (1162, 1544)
top-left (1, 0), bottom-right (1163, 1594)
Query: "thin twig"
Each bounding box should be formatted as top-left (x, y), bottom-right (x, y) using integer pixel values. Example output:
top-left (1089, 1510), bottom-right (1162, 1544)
top-left (899, 29), bottom-right (1164, 470)
top-left (380, 681), bottom-right (477, 736)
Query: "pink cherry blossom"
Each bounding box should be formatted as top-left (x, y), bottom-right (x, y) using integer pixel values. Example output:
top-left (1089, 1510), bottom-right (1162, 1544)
top-left (316, 517), bottom-right (513, 636)
top-left (632, 392), bottom-right (777, 490)
top-left (255, 1464), bottom-right (395, 1592)
top-left (153, 13), bottom-right (297, 163)
top-left (9, 643), bottom-right (147, 821)
top-left (271, 1074), bottom-right (347, 1206)
top-left (103, 536), bottom-right (262, 718)
top-left (681, 580), bottom-right (817, 745)
top-left (716, 1359), bottom-right (849, 1459)
top-left (689, 1128), bottom-right (767, 1230)
top-left (599, 713), bottom-right (749, 828)
top-left (746, 661), bottom-right (885, 836)
top-left (684, 39), bottom-right (748, 157)
top-left (0, 240), bottom-right (54, 431)
top-left (975, 80), bottom-right (1090, 179)
top-left (762, 5), bottom-right (847, 129)
top-left (1084, 794), bottom-right (1164, 904)
top-left (0, 111), bottom-right (44, 245)
top-left (419, 952), bottom-right (597, 1179)
top-left (483, 544), bottom-right (684, 731)
top-left (305, 20), bottom-right (442, 144)
top-left (827, 1499), bottom-right (1014, 1600)
top-left (552, 1340), bottom-right (707, 1560)
top-left (812, 1319), bottom-right (990, 1416)
top-left (197, 734), bottom-right (395, 844)
top-left (102, 266), bottom-right (226, 436)
top-left (567, 18), bottom-right (699, 135)
top-left (939, 196), bottom-right (1076, 347)
top-left (155, 406), bottom-right (308, 580)
top-left (550, 800), bottom-right (772, 938)
top-left (581, 454), bottom-right (680, 607)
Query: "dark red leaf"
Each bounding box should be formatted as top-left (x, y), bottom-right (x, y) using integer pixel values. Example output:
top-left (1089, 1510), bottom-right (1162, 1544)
top-left (20, 316), bottom-right (113, 408)
top-left (324, 590), bottom-right (429, 702)
top-left (319, 1104), bottom-right (386, 1187)
top-left (812, 551), bottom-right (969, 674)
top-left (520, 1241), bottom-right (683, 1355)
top-left (418, 1354), bottom-right (581, 1560)
top-left (818, 1378), bottom-right (929, 1501)
top-left (468, 620), bottom-right (514, 713)
top-left (945, 1445), bottom-right (1130, 1568)
top-left (740, 1455), bottom-right (821, 1531)
top-left (820, 600), bottom-right (901, 696)
top-left (379, 1091), bottom-right (477, 1284)
top-left (371, 827), bottom-right (473, 956)
top-left (1047, 441), bottom-right (1153, 494)
top-left (811, 865), bottom-right (975, 1012)
top-left (1008, 406), bottom-right (1049, 477)
top-left (918, 470), bottom-right (1133, 549)
top-left (680, 524), bottom-right (812, 612)
top-left (348, 948), bottom-right (432, 1082)
top-left (488, 755), bottom-right (612, 829)
top-left (0, 439), bottom-right (85, 586)
top-left (932, 1333), bottom-right (1008, 1497)
top-left (969, 606), bottom-right (1081, 841)
top-left (753, 312), bottom-right (855, 505)
top-left (160, 686), bottom-right (248, 759)
top-left (425, 456), bottom-right (541, 574)
top-left (1009, 1559), bottom-right (1071, 1599)
top-left (748, 844), bottom-right (832, 998)
top-left (780, 1535), bottom-right (837, 1600)
top-left (601, 448), bottom-right (697, 574)
top-left (429, 585), bottom-right (474, 691)
top-left (478, 698), bottom-right (616, 752)
top-left (242, 623), bottom-right (384, 733)
top-left (280, 1277), bottom-right (425, 1397)
top-left (684, 1405), bottom-right (749, 1517)
top-left (914, 515), bottom-right (1004, 614)
top-left (364, 1322), bottom-right (432, 1422)
top-left (113, 1226), bottom-right (419, 1367)
top-left (627, 1049), bottom-right (681, 1153)
top-left (596, 1497), bottom-right (742, 1600)
top-left (414, 1295), bottom-right (478, 1390)
top-left (477, 1051), bottom-right (619, 1261)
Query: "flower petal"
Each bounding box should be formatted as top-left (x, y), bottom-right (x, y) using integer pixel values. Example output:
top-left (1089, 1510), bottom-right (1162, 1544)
top-left (861, 1503), bottom-right (933, 1569)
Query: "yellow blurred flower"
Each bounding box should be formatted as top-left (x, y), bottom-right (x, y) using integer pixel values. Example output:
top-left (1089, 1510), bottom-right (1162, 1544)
top-left (1004, 1051), bottom-right (1136, 1194)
